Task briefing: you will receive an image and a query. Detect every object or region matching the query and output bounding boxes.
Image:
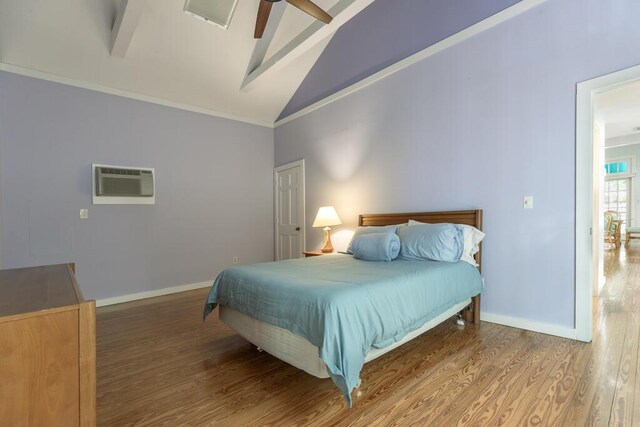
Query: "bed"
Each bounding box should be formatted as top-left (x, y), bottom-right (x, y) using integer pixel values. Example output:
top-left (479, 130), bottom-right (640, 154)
top-left (204, 210), bottom-right (483, 406)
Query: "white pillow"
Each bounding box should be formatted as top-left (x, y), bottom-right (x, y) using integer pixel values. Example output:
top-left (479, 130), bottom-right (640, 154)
top-left (407, 220), bottom-right (484, 266)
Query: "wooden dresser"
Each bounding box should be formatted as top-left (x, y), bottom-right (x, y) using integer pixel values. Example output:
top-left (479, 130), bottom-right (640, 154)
top-left (0, 264), bottom-right (96, 426)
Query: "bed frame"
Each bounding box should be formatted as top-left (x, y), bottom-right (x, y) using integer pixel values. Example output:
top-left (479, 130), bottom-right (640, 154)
top-left (359, 209), bottom-right (483, 324)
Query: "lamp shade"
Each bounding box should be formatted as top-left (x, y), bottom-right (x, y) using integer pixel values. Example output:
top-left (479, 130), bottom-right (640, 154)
top-left (312, 206), bottom-right (342, 228)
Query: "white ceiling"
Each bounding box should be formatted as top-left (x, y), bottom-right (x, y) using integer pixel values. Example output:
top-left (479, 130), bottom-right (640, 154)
top-left (0, 0), bottom-right (363, 125)
top-left (595, 79), bottom-right (640, 142)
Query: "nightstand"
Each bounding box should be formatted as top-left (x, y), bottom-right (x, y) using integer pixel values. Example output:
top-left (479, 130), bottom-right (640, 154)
top-left (303, 250), bottom-right (325, 257)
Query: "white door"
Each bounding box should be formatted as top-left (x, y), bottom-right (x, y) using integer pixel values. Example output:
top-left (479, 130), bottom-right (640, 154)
top-left (274, 160), bottom-right (305, 260)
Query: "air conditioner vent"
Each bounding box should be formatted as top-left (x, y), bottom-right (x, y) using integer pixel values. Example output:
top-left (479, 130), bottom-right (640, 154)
top-left (92, 164), bottom-right (155, 205)
top-left (100, 167), bottom-right (142, 176)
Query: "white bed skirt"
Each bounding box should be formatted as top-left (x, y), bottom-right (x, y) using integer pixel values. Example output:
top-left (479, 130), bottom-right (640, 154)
top-left (219, 298), bottom-right (471, 379)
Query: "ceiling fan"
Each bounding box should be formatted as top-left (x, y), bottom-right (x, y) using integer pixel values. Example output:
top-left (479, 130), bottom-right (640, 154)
top-left (254, 0), bottom-right (333, 38)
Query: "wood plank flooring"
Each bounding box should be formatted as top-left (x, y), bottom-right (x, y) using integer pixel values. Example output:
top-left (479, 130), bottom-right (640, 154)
top-left (96, 246), bottom-right (640, 426)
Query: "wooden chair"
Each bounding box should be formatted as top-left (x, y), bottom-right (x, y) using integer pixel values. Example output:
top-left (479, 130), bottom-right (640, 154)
top-left (604, 211), bottom-right (617, 248)
top-left (604, 211), bottom-right (623, 248)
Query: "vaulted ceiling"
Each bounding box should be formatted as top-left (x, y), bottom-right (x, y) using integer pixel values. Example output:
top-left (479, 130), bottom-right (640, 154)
top-left (0, 0), bottom-right (370, 125)
top-left (0, 0), bottom-right (528, 126)
top-left (280, 0), bottom-right (523, 120)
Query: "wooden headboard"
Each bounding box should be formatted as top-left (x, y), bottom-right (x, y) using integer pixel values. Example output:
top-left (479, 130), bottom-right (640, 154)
top-left (359, 209), bottom-right (483, 271)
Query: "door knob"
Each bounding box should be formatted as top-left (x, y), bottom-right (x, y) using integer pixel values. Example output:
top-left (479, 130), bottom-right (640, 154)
top-left (296, 227), bottom-right (301, 231)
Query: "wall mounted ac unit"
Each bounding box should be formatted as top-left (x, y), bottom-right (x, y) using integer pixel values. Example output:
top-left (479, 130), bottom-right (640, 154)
top-left (92, 164), bottom-right (155, 205)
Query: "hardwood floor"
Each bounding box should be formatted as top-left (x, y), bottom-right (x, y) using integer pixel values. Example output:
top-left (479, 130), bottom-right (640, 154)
top-left (96, 247), bottom-right (640, 426)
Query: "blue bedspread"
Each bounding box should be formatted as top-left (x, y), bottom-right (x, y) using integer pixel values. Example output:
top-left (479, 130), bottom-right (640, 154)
top-left (203, 254), bottom-right (483, 406)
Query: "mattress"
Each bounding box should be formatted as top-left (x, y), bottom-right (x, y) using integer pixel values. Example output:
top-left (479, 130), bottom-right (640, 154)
top-left (219, 298), bottom-right (471, 379)
top-left (205, 254), bottom-right (483, 405)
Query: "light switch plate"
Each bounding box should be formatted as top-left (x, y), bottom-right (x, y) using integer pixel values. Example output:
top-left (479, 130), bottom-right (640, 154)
top-left (80, 209), bottom-right (89, 219)
top-left (523, 196), bottom-right (534, 209)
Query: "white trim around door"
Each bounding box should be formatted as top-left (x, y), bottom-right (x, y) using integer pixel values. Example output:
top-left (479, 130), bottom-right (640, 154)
top-left (575, 63), bottom-right (640, 342)
top-left (274, 159), bottom-right (306, 261)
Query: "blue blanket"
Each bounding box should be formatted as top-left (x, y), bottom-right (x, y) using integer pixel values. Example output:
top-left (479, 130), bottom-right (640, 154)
top-left (351, 232), bottom-right (400, 261)
top-left (203, 254), bottom-right (483, 406)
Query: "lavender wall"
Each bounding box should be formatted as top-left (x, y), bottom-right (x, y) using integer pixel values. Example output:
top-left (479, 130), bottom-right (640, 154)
top-left (275, 0), bottom-right (640, 328)
top-left (279, 0), bottom-right (522, 120)
top-left (0, 71), bottom-right (274, 300)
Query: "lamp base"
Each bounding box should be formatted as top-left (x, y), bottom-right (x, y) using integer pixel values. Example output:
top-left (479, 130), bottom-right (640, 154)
top-left (321, 226), bottom-right (334, 253)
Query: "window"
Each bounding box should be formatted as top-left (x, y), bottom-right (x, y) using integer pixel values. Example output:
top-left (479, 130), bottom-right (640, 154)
top-left (604, 178), bottom-right (630, 233)
top-left (605, 159), bottom-right (631, 175)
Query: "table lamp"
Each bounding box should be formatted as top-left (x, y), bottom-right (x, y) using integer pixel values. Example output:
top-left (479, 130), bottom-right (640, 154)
top-left (312, 206), bottom-right (342, 253)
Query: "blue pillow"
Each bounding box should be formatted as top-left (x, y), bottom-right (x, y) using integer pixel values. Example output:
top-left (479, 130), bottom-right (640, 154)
top-left (351, 233), bottom-right (401, 262)
top-left (398, 223), bottom-right (464, 262)
top-left (347, 225), bottom-right (399, 254)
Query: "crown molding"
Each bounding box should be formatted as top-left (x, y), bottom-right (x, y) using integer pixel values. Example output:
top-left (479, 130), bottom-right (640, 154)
top-left (0, 62), bottom-right (274, 128)
top-left (606, 133), bottom-right (640, 149)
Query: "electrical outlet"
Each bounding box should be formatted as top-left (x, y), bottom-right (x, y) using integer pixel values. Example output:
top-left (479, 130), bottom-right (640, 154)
top-left (80, 209), bottom-right (89, 219)
top-left (523, 196), bottom-right (534, 209)
top-left (232, 257), bottom-right (238, 264)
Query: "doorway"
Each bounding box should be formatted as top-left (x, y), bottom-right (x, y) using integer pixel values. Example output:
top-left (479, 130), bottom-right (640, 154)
top-left (576, 64), bottom-right (640, 342)
top-left (274, 159), bottom-right (305, 260)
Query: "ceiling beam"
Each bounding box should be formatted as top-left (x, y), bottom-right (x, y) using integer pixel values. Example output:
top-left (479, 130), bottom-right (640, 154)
top-left (110, 0), bottom-right (147, 57)
top-left (241, 0), bottom-right (374, 92)
top-left (245, 3), bottom-right (287, 77)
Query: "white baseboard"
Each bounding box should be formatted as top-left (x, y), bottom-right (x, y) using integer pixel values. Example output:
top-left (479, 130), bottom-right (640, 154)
top-left (96, 280), bottom-right (212, 307)
top-left (481, 312), bottom-right (577, 340)
top-left (96, 284), bottom-right (578, 340)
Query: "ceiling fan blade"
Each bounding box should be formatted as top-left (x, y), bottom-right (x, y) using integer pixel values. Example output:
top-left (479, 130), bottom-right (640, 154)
top-left (254, 0), bottom-right (273, 39)
top-left (286, 0), bottom-right (332, 24)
